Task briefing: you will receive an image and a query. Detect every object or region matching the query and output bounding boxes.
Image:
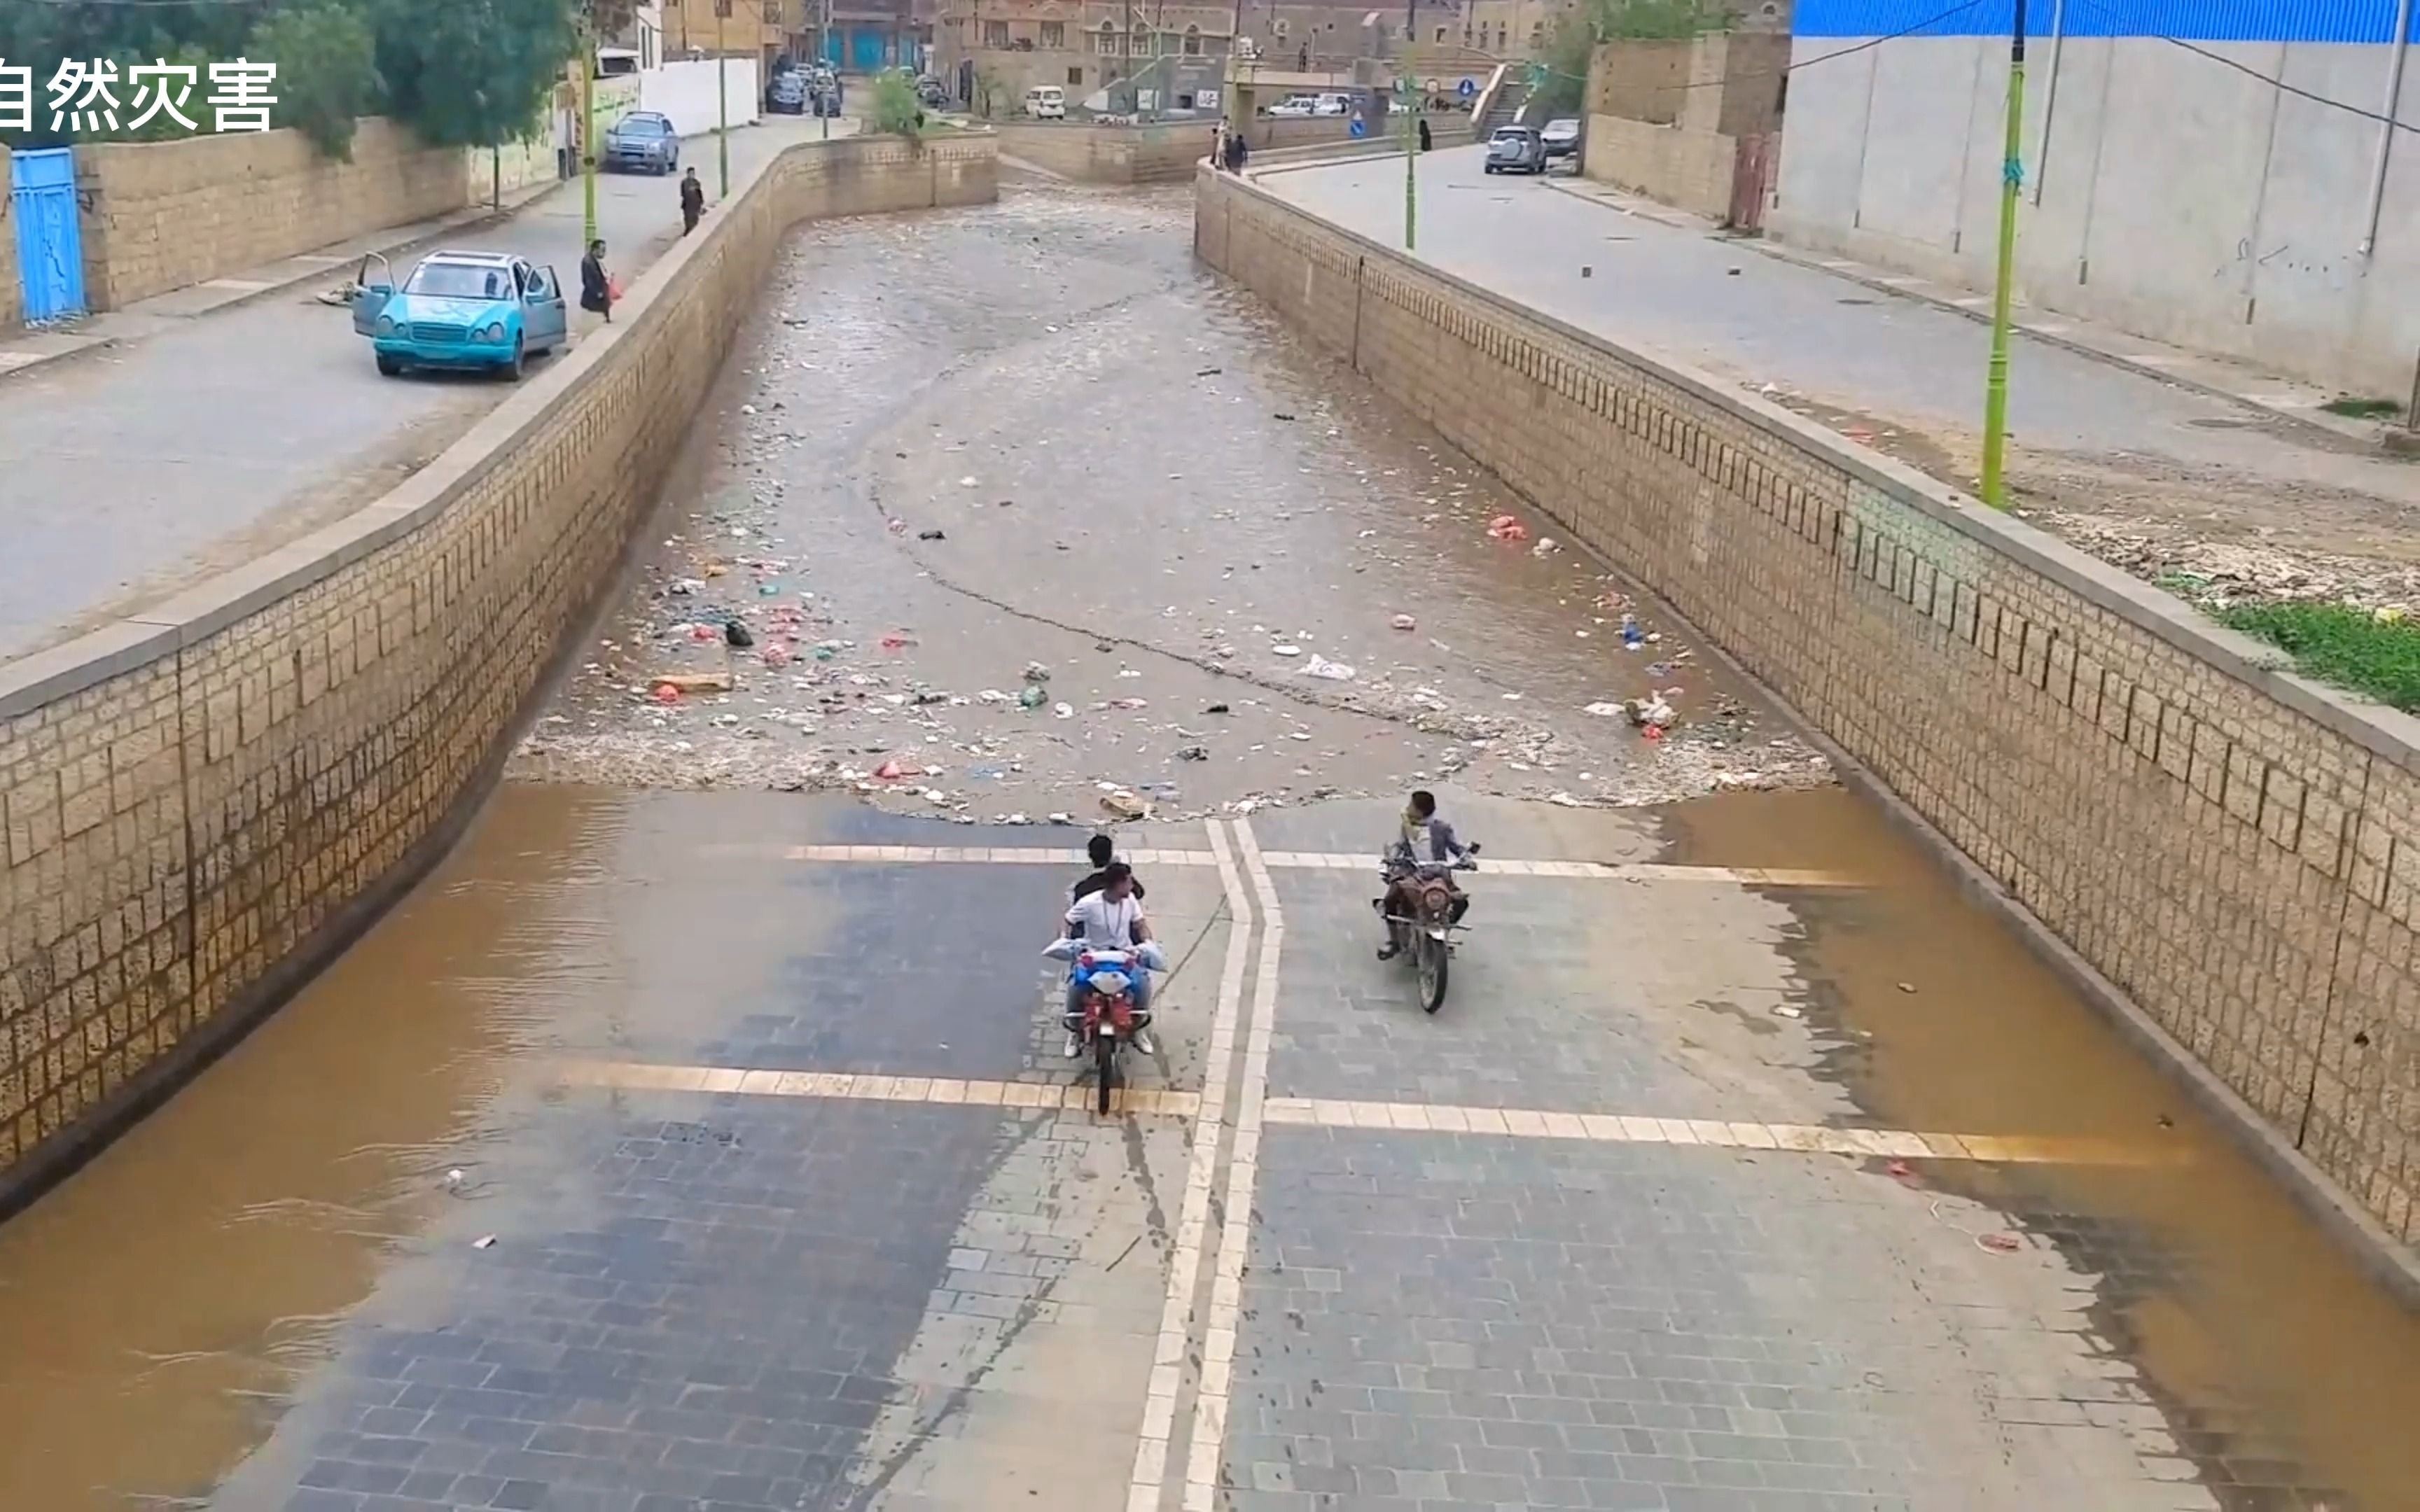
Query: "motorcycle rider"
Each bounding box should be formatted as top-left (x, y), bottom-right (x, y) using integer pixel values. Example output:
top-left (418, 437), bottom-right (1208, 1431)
top-left (1377, 790), bottom-right (1470, 960)
top-left (1063, 862), bottom-right (1159, 1058)
top-left (1070, 832), bottom-right (1146, 908)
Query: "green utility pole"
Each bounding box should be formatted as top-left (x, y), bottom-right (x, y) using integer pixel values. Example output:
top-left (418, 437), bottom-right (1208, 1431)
top-left (716, 0), bottom-right (730, 196)
top-left (580, 20), bottom-right (599, 246)
top-left (1978, 0), bottom-right (2027, 509)
top-left (1400, 0), bottom-right (1416, 248)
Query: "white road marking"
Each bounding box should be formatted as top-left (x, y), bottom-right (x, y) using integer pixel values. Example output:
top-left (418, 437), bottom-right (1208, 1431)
top-left (1261, 1098), bottom-right (2185, 1166)
top-left (1127, 820), bottom-right (1257, 1512)
top-left (1182, 818), bottom-right (1282, 1512)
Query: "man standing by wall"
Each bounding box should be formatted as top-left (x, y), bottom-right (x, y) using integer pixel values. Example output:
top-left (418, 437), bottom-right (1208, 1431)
top-left (679, 167), bottom-right (706, 234)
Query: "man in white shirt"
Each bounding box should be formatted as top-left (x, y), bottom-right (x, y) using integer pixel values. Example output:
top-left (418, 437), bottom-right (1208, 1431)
top-left (1062, 864), bottom-right (1156, 1056)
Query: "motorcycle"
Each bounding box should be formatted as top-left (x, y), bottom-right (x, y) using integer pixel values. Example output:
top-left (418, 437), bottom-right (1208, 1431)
top-left (1375, 844), bottom-right (1479, 1014)
top-left (1064, 946), bottom-right (1153, 1112)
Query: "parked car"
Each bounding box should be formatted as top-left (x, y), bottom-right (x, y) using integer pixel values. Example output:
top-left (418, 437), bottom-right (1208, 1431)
top-left (1267, 94), bottom-right (1318, 117)
top-left (1484, 123), bottom-right (1548, 174)
top-left (1024, 84), bottom-right (1066, 119)
top-left (916, 74), bottom-right (947, 107)
top-left (1314, 92), bottom-right (1352, 115)
top-left (349, 249), bottom-right (567, 382)
top-left (768, 69), bottom-right (807, 114)
top-left (1541, 116), bottom-right (1581, 165)
top-left (602, 111), bottom-right (680, 174)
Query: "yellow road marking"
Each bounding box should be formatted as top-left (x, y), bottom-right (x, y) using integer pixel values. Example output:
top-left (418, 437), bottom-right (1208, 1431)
top-left (562, 1060), bottom-right (1201, 1119)
top-left (1262, 1097), bottom-right (2182, 1167)
top-left (736, 844), bottom-right (1862, 887)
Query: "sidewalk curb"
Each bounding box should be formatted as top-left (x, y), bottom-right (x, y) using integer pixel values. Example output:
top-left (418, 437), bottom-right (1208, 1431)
top-left (1539, 176), bottom-right (2407, 458)
top-left (0, 178), bottom-right (562, 386)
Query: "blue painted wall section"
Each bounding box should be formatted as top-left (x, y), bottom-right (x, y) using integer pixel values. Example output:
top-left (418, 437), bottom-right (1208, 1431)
top-left (1795, 0), bottom-right (2419, 41)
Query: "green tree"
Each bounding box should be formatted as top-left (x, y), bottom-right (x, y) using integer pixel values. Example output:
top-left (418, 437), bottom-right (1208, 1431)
top-left (1532, 0), bottom-right (1728, 118)
top-left (246, 2), bottom-right (380, 158)
top-left (370, 0), bottom-right (573, 150)
top-left (871, 67), bottom-right (923, 141)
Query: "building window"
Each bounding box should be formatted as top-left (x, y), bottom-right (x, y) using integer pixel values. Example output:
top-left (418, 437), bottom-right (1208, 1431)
top-left (715, 0), bottom-right (732, 16)
top-left (984, 18), bottom-right (1009, 46)
top-left (1095, 22), bottom-right (1120, 53)
top-left (1433, 24), bottom-right (1446, 41)
top-left (1183, 23), bottom-right (1201, 54)
top-left (1069, 64), bottom-right (1084, 83)
top-left (1041, 20), bottom-right (1064, 47)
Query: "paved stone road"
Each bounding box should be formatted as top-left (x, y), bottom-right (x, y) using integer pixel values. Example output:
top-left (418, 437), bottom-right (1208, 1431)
top-left (1256, 148), bottom-right (2420, 510)
top-left (0, 119), bottom-right (838, 666)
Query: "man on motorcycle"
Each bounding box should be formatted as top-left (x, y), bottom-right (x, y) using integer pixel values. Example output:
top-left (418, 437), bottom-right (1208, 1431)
top-left (1070, 832), bottom-right (1146, 908)
top-left (1377, 790), bottom-right (1470, 960)
top-left (1064, 862), bottom-right (1158, 1057)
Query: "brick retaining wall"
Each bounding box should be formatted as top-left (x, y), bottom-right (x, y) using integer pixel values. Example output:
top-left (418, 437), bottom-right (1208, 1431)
top-left (0, 144), bottom-right (18, 331)
top-left (1195, 165), bottom-right (2420, 1259)
top-left (0, 134), bottom-right (997, 1210)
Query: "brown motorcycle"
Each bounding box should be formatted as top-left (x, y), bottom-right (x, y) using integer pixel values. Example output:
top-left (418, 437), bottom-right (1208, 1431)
top-left (1375, 846), bottom-right (1479, 1014)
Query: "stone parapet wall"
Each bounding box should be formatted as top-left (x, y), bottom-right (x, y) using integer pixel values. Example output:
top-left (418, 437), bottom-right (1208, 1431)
top-left (0, 133), bottom-right (997, 1210)
top-left (72, 118), bottom-right (473, 311)
top-left (1195, 165), bottom-right (2420, 1259)
top-left (0, 144), bottom-right (18, 330)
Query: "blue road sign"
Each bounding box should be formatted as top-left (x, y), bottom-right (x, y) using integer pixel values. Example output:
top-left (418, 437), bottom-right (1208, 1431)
top-left (1349, 115), bottom-right (1368, 138)
top-left (1457, 76), bottom-right (1477, 97)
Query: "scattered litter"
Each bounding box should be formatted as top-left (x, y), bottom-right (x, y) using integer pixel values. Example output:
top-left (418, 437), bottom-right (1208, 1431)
top-left (1531, 537), bottom-right (1561, 557)
top-left (756, 582), bottom-right (782, 596)
top-left (919, 528), bottom-right (947, 541)
top-left (1303, 654), bottom-right (1356, 681)
top-left (443, 1168), bottom-right (466, 1189)
top-left (472, 1235), bottom-right (499, 1250)
top-left (1204, 702), bottom-right (1230, 715)
top-left (761, 643), bottom-right (793, 668)
top-left (1273, 411), bottom-right (1297, 421)
top-left (1897, 981), bottom-right (1917, 993)
top-left (1977, 1232), bottom-right (2024, 1254)
top-left (1548, 792), bottom-right (1580, 807)
top-left (1628, 696), bottom-right (1676, 731)
top-left (960, 475), bottom-right (979, 486)
top-left (724, 622), bottom-right (754, 648)
top-left (1584, 701), bottom-right (1625, 718)
top-left (1885, 1159), bottom-right (1916, 1180)
top-left (652, 671), bottom-right (732, 694)
top-left (1053, 701), bottom-right (1074, 719)
top-left (1485, 514), bottom-right (1529, 542)
top-left (880, 631), bottom-right (915, 650)
top-left (1195, 367), bottom-right (1223, 377)
top-left (1176, 744), bottom-right (1209, 761)
top-left (1771, 1004), bottom-right (1803, 1019)
top-left (1017, 684), bottom-right (1049, 709)
top-left (1389, 613), bottom-right (1417, 631)
top-left (1272, 644), bottom-right (1302, 657)
top-left (1620, 615), bottom-right (1645, 650)
top-left (1101, 790), bottom-right (1148, 820)
top-left (1022, 662), bottom-right (1051, 684)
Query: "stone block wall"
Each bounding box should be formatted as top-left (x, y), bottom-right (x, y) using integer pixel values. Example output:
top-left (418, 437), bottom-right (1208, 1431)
top-left (0, 144), bottom-right (18, 331)
top-left (0, 133), bottom-right (997, 1206)
top-left (1583, 115), bottom-right (1739, 222)
top-left (72, 118), bottom-right (473, 311)
top-left (1195, 167), bottom-right (2420, 1253)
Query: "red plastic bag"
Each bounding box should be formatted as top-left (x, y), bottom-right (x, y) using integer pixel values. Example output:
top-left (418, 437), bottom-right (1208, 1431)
top-left (607, 274), bottom-right (625, 301)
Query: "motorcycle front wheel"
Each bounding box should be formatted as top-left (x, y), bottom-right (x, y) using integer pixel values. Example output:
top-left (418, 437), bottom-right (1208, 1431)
top-left (1416, 934), bottom-right (1449, 1014)
top-left (1095, 1034), bottom-right (1118, 1113)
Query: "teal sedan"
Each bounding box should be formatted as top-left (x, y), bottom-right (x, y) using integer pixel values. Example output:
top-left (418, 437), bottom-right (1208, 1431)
top-left (349, 248), bottom-right (569, 380)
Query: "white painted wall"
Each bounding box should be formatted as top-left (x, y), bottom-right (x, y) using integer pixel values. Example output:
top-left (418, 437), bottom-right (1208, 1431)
top-left (1770, 34), bottom-right (2420, 397)
top-left (639, 58), bottom-right (763, 138)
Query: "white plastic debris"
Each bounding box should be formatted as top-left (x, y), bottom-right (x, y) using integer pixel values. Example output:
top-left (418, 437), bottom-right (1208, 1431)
top-left (1303, 654), bottom-right (1356, 681)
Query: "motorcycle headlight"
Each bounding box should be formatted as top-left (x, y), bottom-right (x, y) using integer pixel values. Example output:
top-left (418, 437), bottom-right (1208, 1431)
top-left (1090, 969), bottom-right (1131, 996)
top-left (481, 322), bottom-right (506, 342)
top-left (375, 315), bottom-right (395, 334)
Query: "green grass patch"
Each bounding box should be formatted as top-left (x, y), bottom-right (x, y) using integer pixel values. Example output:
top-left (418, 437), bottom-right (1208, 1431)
top-left (2320, 395), bottom-right (2402, 419)
top-left (2217, 601), bottom-right (2420, 711)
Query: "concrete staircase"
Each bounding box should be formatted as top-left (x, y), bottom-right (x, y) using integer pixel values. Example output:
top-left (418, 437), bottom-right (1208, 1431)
top-left (1475, 68), bottom-right (1531, 133)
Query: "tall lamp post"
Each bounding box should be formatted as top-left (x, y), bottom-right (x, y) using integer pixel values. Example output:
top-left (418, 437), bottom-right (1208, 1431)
top-left (1400, 0), bottom-right (1416, 248)
top-left (581, 16), bottom-right (599, 247)
top-left (1978, 0), bottom-right (2027, 509)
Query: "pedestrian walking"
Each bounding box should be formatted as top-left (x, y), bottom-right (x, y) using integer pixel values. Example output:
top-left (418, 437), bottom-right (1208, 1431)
top-left (1417, 115), bottom-right (1432, 153)
top-left (679, 167), bottom-right (705, 235)
top-left (553, 104), bottom-right (573, 180)
top-left (580, 239), bottom-right (613, 324)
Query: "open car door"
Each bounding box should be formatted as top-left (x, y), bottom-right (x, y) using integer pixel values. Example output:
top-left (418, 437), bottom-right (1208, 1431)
top-left (351, 252), bottom-right (396, 337)
top-left (529, 265), bottom-right (570, 351)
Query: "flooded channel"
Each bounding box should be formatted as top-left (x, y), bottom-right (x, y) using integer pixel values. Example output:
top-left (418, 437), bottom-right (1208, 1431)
top-left (0, 178), bottom-right (2414, 1511)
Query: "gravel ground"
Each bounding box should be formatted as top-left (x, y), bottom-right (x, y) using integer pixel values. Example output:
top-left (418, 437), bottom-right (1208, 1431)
top-left (508, 182), bottom-right (1829, 822)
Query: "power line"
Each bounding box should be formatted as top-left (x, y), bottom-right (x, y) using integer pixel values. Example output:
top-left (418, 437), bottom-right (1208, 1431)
top-left (1531, 0), bottom-right (1985, 90)
top-left (2064, 0), bottom-right (2420, 134)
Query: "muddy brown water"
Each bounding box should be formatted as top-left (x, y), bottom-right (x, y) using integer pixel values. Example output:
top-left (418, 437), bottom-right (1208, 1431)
top-left (1671, 789), bottom-right (2420, 1510)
